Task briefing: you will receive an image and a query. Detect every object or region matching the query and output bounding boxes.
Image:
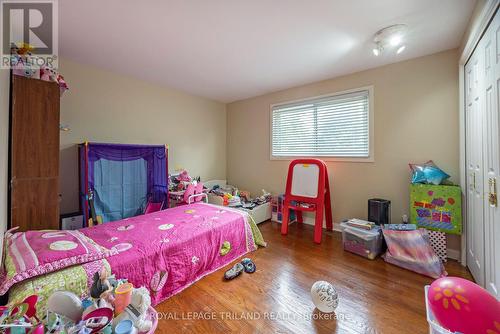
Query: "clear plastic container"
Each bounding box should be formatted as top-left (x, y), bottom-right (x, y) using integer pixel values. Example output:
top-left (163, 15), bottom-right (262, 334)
top-left (424, 286), bottom-right (457, 334)
top-left (340, 222), bottom-right (383, 260)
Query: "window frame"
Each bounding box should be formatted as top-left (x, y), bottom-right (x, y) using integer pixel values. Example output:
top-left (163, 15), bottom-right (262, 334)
top-left (269, 85), bottom-right (374, 162)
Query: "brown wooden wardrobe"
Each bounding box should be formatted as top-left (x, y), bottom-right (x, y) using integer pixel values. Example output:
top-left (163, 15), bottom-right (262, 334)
top-left (9, 74), bottom-right (60, 231)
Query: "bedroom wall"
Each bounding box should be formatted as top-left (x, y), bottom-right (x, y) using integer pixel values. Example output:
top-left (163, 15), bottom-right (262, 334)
top-left (58, 59), bottom-right (227, 214)
top-left (0, 70), bottom-right (9, 258)
top-left (226, 49), bottom-right (461, 254)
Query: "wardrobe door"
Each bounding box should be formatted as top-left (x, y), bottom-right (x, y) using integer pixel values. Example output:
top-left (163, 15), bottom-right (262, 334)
top-left (465, 43), bottom-right (485, 286)
top-left (10, 75), bottom-right (60, 231)
top-left (483, 10), bottom-right (500, 299)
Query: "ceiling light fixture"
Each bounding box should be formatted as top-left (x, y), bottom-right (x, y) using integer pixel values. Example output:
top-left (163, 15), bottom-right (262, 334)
top-left (372, 24), bottom-right (407, 56)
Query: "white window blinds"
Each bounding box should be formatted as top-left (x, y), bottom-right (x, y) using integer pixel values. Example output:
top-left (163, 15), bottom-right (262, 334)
top-left (271, 89), bottom-right (370, 158)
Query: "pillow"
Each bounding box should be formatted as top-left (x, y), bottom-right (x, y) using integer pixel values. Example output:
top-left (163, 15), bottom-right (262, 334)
top-left (0, 230), bottom-right (116, 295)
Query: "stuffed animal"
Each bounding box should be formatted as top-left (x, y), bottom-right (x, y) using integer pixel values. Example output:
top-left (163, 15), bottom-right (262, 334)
top-left (113, 287), bottom-right (152, 332)
top-left (90, 267), bottom-right (114, 308)
top-left (40, 66), bottom-right (57, 82)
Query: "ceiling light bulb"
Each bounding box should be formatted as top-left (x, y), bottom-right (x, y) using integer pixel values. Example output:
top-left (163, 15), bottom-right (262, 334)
top-left (390, 35), bottom-right (402, 46)
top-left (396, 45), bottom-right (406, 54)
top-left (372, 48), bottom-right (380, 56)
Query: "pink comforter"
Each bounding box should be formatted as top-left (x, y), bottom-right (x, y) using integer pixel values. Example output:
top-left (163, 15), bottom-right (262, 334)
top-left (81, 203), bottom-right (256, 305)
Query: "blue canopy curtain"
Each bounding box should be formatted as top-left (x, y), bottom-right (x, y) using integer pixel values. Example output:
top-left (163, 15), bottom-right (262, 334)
top-left (79, 142), bottom-right (168, 224)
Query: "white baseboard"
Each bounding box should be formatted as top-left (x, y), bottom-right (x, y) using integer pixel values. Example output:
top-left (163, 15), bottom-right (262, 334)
top-left (301, 216), bottom-right (342, 231)
top-left (446, 248), bottom-right (460, 261)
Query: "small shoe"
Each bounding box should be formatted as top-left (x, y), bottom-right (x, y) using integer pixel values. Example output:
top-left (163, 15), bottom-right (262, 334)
top-left (241, 258), bottom-right (256, 273)
top-left (224, 263), bottom-right (244, 280)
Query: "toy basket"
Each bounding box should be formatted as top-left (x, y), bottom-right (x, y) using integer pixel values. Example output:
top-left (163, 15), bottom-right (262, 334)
top-left (424, 286), bottom-right (458, 334)
top-left (140, 306), bottom-right (158, 334)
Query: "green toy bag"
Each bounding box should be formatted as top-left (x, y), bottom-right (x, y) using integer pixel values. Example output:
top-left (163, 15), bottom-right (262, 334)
top-left (409, 184), bottom-right (462, 235)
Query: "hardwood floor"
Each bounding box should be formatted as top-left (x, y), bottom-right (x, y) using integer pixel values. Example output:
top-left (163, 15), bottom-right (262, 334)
top-left (155, 221), bottom-right (472, 333)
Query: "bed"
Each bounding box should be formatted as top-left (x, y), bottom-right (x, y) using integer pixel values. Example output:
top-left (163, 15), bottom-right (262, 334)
top-left (1, 203), bottom-right (266, 316)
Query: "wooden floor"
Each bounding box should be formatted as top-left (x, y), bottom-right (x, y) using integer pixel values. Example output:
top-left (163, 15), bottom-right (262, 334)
top-left (155, 221), bottom-right (472, 334)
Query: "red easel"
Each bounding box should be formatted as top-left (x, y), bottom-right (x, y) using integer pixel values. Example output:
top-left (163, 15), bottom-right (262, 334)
top-left (281, 159), bottom-right (333, 244)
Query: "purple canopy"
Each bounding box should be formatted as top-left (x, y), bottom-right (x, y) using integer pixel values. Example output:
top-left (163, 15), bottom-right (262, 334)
top-left (79, 142), bottom-right (168, 224)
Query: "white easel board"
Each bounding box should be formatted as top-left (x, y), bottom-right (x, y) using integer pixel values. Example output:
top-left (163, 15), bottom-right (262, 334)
top-left (291, 163), bottom-right (319, 198)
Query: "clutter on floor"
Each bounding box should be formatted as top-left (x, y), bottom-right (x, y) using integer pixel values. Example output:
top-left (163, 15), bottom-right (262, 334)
top-left (310, 281), bottom-right (338, 313)
top-left (0, 267), bottom-right (157, 334)
top-left (368, 198), bottom-right (391, 225)
top-left (340, 221), bottom-right (384, 260)
top-left (382, 228), bottom-right (446, 278)
top-left (271, 194), bottom-right (296, 224)
top-left (223, 258), bottom-right (256, 280)
top-left (425, 277), bottom-right (500, 334)
top-left (205, 181), bottom-right (272, 224)
top-left (410, 183), bottom-right (462, 234)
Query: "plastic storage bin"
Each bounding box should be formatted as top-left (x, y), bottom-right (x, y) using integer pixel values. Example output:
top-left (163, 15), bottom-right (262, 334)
top-left (424, 286), bottom-right (457, 334)
top-left (340, 223), bottom-right (383, 260)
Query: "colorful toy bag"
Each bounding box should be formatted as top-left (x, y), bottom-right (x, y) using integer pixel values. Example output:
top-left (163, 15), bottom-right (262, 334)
top-left (410, 184), bottom-right (462, 235)
top-left (382, 229), bottom-right (447, 278)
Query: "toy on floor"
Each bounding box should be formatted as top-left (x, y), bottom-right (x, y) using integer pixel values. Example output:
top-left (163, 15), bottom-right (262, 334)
top-left (310, 281), bottom-right (338, 313)
top-left (90, 267), bottom-right (115, 309)
top-left (0, 295), bottom-right (43, 333)
top-left (427, 277), bottom-right (500, 334)
top-left (47, 291), bottom-right (84, 323)
top-left (113, 287), bottom-right (152, 332)
top-left (38, 270), bottom-right (155, 334)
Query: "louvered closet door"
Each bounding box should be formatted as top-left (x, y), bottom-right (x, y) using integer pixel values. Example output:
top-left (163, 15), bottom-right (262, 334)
top-left (482, 10), bottom-right (500, 299)
top-left (465, 39), bottom-right (485, 286)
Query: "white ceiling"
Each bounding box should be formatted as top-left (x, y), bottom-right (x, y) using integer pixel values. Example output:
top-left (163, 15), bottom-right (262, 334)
top-left (59, 0), bottom-right (476, 103)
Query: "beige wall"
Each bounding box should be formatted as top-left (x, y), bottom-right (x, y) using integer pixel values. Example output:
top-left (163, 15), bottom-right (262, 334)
top-left (227, 49), bottom-right (460, 251)
top-left (0, 70), bottom-right (9, 258)
top-left (59, 59), bottom-right (227, 214)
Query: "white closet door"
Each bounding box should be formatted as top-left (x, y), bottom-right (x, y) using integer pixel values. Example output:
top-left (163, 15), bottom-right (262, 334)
top-left (483, 10), bottom-right (500, 299)
top-left (465, 41), bottom-right (485, 286)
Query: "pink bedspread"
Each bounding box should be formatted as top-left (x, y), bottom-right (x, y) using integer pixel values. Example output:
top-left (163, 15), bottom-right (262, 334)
top-left (81, 203), bottom-right (256, 305)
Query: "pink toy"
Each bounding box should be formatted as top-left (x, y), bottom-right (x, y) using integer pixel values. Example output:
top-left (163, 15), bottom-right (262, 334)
top-left (182, 183), bottom-right (196, 204)
top-left (194, 182), bottom-right (204, 202)
top-left (82, 307), bottom-right (113, 333)
top-left (428, 277), bottom-right (500, 334)
top-left (40, 66), bottom-right (57, 82)
top-left (176, 170), bottom-right (191, 182)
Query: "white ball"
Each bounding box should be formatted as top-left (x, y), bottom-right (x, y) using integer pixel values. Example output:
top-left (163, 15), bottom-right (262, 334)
top-left (310, 281), bottom-right (338, 313)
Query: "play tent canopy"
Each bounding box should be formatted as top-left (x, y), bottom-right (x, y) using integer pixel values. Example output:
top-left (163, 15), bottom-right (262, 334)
top-left (79, 142), bottom-right (168, 224)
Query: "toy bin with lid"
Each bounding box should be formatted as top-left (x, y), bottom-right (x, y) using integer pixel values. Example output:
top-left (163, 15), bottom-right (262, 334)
top-left (340, 223), bottom-right (383, 260)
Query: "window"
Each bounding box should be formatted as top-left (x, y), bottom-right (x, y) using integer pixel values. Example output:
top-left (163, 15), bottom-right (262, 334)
top-left (271, 87), bottom-right (373, 161)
